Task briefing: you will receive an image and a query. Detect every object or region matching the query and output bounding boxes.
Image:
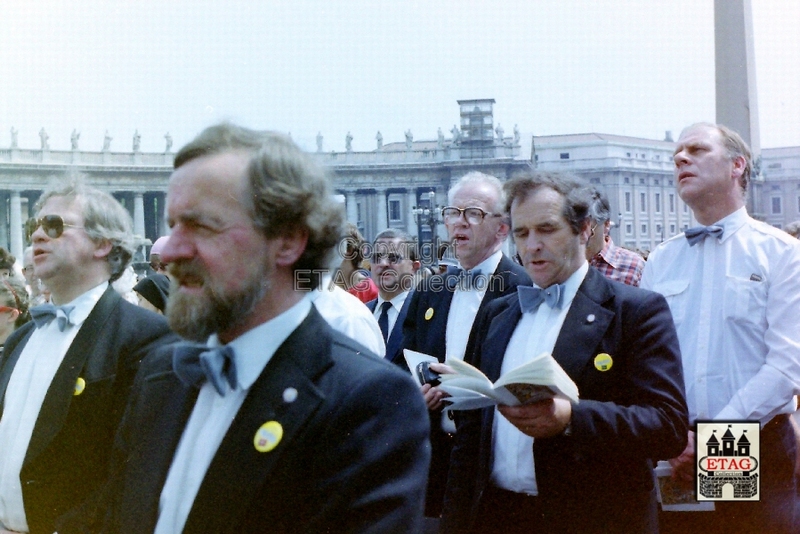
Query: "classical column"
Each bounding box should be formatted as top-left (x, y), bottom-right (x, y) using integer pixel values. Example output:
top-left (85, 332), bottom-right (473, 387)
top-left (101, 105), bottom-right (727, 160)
top-left (0, 192), bottom-right (9, 251)
top-left (345, 191), bottom-right (358, 225)
top-left (406, 189), bottom-right (418, 237)
top-left (375, 188), bottom-right (388, 232)
top-left (133, 192), bottom-right (146, 239)
top-left (9, 191), bottom-right (23, 259)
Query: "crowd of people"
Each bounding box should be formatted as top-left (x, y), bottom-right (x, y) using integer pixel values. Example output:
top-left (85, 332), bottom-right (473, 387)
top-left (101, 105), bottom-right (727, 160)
top-left (0, 121), bottom-right (798, 533)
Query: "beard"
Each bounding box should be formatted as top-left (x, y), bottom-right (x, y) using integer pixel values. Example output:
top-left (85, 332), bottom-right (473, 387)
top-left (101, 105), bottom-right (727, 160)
top-left (166, 260), bottom-right (271, 341)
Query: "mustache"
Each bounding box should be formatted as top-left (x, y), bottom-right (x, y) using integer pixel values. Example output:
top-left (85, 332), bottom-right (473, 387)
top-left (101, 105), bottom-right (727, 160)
top-left (168, 260), bottom-right (205, 281)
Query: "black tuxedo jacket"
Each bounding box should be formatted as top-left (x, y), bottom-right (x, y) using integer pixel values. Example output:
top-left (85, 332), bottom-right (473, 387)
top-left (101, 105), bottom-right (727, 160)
top-left (96, 307), bottom-right (430, 534)
top-left (366, 291), bottom-right (413, 367)
top-left (0, 286), bottom-right (175, 534)
top-left (441, 268), bottom-right (689, 533)
top-left (401, 253), bottom-right (530, 516)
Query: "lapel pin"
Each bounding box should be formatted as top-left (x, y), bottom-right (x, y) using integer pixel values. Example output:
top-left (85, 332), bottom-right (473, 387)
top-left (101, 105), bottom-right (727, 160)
top-left (282, 387), bottom-right (298, 403)
top-left (586, 314), bottom-right (596, 323)
top-left (424, 308), bottom-right (434, 321)
top-left (594, 353), bottom-right (613, 372)
top-left (73, 377), bottom-right (86, 396)
top-left (254, 421), bottom-right (284, 453)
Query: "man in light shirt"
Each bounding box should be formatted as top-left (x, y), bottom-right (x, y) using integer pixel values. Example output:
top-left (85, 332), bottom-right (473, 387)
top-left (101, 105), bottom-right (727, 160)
top-left (641, 122), bottom-right (800, 533)
top-left (0, 179), bottom-right (174, 534)
top-left (402, 171), bottom-right (530, 519)
top-left (367, 229), bottom-right (420, 366)
top-left (441, 171), bottom-right (687, 533)
top-left (84, 123), bottom-right (429, 533)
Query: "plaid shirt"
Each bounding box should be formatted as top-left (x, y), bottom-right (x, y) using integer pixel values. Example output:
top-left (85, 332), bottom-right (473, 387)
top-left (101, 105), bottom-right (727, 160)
top-left (589, 237), bottom-right (645, 286)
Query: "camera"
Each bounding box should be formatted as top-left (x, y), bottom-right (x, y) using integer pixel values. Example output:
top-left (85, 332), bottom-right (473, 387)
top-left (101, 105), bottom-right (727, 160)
top-left (416, 361), bottom-right (441, 387)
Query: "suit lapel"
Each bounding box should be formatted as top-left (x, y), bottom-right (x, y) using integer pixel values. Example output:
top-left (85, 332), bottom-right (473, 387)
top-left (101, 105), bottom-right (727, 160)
top-left (386, 291), bottom-right (413, 364)
top-left (479, 300), bottom-right (522, 382)
top-left (0, 324), bottom-right (35, 417)
top-left (184, 310), bottom-right (332, 533)
top-left (552, 269), bottom-right (614, 381)
top-left (25, 287), bottom-right (121, 465)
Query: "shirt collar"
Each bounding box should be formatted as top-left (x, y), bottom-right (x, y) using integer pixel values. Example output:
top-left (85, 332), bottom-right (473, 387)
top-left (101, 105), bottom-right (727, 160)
top-left (711, 206), bottom-right (749, 243)
top-left (205, 297), bottom-right (312, 391)
top-left (53, 282), bottom-right (109, 327)
top-left (377, 290), bottom-right (411, 310)
top-left (596, 236), bottom-right (619, 269)
top-left (459, 249), bottom-right (503, 276)
top-left (534, 261), bottom-right (589, 310)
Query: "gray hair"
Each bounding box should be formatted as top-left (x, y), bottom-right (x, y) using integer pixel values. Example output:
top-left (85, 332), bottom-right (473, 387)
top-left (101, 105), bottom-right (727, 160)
top-left (35, 175), bottom-right (136, 282)
top-left (448, 171), bottom-right (506, 214)
top-left (587, 187), bottom-right (611, 223)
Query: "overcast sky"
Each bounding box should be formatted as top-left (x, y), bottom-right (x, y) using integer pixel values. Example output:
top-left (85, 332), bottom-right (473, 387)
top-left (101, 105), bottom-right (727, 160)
top-left (1, 0), bottom-right (798, 154)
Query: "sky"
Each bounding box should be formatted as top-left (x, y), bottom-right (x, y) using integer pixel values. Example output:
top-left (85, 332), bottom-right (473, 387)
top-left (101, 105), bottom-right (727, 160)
top-left (1, 0), bottom-right (798, 154)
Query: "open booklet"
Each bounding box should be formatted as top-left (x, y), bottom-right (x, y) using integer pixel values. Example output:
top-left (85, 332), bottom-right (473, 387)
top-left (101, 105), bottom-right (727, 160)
top-left (404, 349), bottom-right (579, 411)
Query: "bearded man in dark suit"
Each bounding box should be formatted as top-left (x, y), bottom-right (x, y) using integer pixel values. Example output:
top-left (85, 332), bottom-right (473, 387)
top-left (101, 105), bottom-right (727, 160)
top-left (0, 180), bottom-right (175, 534)
top-left (78, 123), bottom-right (430, 534)
top-left (440, 171), bottom-right (688, 534)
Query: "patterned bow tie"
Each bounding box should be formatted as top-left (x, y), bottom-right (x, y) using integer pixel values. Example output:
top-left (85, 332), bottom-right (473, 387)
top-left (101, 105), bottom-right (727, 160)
top-left (518, 284), bottom-right (565, 313)
top-left (30, 304), bottom-right (76, 332)
top-left (685, 225), bottom-right (723, 246)
top-left (173, 343), bottom-right (238, 396)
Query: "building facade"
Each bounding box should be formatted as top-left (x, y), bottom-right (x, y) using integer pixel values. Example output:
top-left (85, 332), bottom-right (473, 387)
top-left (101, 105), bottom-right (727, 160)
top-left (2, 103), bottom-right (798, 263)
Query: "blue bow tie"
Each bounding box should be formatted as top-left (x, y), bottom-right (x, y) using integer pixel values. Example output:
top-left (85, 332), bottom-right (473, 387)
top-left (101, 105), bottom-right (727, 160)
top-left (685, 225), bottom-right (723, 246)
top-left (30, 304), bottom-right (76, 331)
top-left (173, 343), bottom-right (238, 396)
top-left (518, 284), bottom-right (565, 313)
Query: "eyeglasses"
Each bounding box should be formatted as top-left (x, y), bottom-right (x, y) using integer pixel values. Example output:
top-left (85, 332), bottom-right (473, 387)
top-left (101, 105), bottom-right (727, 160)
top-left (371, 252), bottom-right (404, 264)
top-left (28, 215), bottom-right (84, 239)
top-left (441, 206), bottom-right (501, 225)
top-left (150, 261), bottom-right (169, 271)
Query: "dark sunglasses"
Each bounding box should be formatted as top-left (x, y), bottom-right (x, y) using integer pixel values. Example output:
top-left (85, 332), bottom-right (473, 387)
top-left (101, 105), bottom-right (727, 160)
top-left (371, 252), bottom-right (404, 264)
top-left (28, 215), bottom-right (85, 239)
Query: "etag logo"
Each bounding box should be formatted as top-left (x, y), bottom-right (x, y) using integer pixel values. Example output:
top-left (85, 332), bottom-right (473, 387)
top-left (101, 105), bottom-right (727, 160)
top-left (696, 421), bottom-right (760, 501)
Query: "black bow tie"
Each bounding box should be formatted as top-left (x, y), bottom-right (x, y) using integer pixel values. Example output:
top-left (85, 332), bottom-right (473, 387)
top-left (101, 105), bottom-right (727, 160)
top-left (173, 343), bottom-right (238, 396)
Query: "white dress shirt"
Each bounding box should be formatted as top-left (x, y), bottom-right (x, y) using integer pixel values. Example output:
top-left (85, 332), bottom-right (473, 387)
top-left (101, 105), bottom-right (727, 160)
top-left (641, 207), bottom-right (800, 425)
top-left (446, 250), bottom-right (503, 363)
top-left (0, 282), bottom-right (108, 532)
top-left (372, 290), bottom-right (410, 341)
top-left (156, 297), bottom-right (311, 534)
top-left (309, 275), bottom-right (385, 357)
top-left (491, 262), bottom-right (587, 495)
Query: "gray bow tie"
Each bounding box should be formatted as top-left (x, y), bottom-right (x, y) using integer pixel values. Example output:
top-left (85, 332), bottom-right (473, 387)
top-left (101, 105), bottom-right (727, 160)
top-left (518, 284), bottom-right (565, 313)
top-left (685, 225), bottom-right (723, 246)
top-left (173, 343), bottom-right (238, 396)
top-left (30, 304), bottom-right (76, 331)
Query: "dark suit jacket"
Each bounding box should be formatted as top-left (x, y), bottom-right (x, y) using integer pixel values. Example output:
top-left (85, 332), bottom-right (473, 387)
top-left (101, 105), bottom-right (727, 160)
top-left (366, 291), bottom-right (413, 366)
top-left (0, 286), bottom-right (175, 534)
top-left (401, 254), bottom-right (530, 516)
top-left (96, 307), bottom-right (430, 534)
top-left (441, 268), bottom-right (689, 533)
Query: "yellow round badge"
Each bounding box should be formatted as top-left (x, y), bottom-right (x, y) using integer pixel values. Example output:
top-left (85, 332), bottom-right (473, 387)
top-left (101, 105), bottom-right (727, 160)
top-left (73, 377), bottom-right (86, 396)
top-left (594, 353), bottom-right (613, 372)
top-left (254, 421), bottom-right (284, 453)
top-left (424, 308), bottom-right (434, 321)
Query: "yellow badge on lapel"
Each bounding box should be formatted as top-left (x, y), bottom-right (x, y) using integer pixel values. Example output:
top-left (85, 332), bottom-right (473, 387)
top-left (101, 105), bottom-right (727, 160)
top-left (594, 353), bottom-right (613, 372)
top-left (424, 308), bottom-right (434, 321)
top-left (254, 421), bottom-right (283, 453)
top-left (73, 377), bottom-right (86, 396)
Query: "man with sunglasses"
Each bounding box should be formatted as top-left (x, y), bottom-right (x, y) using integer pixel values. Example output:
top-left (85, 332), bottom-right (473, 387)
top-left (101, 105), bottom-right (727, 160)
top-left (0, 179), bottom-right (175, 534)
top-left (367, 229), bottom-right (420, 366)
top-left (402, 171), bottom-right (530, 523)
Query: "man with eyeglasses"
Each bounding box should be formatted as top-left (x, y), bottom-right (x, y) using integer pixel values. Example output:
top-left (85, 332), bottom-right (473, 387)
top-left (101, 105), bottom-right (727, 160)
top-left (367, 229), bottom-right (420, 366)
top-left (0, 179), bottom-right (176, 534)
top-left (402, 171), bottom-right (530, 523)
